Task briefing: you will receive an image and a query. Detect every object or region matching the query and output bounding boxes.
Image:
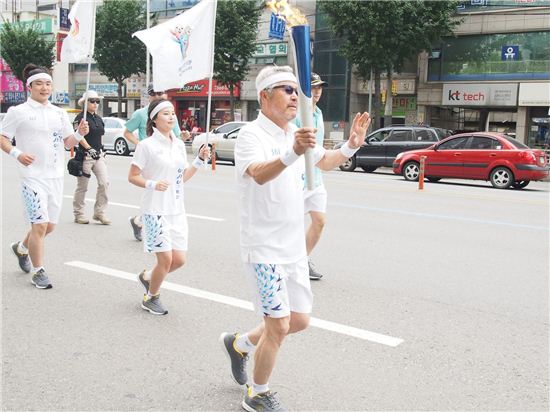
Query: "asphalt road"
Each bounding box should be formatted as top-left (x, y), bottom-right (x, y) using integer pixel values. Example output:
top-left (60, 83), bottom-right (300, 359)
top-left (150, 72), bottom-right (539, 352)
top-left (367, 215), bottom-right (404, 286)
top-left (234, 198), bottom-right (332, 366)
top-left (1, 151), bottom-right (549, 411)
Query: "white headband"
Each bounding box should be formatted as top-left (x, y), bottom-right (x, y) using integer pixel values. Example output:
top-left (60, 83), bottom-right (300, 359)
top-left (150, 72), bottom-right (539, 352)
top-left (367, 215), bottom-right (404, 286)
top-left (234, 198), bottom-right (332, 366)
top-left (256, 72), bottom-right (298, 100)
top-left (26, 72), bottom-right (53, 86)
top-left (149, 101), bottom-right (174, 119)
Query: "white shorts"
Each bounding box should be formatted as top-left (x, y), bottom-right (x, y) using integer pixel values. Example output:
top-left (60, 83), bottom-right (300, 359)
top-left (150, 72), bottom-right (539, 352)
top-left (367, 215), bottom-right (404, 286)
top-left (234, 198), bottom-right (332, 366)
top-left (142, 213), bottom-right (189, 253)
top-left (304, 185), bottom-right (327, 214)
top-left (245, 257), bottom-right (312, 318)
top-left (20, 177), bottom-right (64, 224)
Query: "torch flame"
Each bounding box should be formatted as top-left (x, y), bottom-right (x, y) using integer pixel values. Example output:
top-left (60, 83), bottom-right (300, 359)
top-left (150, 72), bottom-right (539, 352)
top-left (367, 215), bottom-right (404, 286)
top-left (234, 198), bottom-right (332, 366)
top-left (266, 0), bottom-right (308, 27)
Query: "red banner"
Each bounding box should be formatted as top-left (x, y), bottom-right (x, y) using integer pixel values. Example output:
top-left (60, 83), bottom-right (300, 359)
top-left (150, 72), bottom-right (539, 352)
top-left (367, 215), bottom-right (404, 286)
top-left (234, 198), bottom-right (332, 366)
top-left (168, 80), bottom-right (240, 98)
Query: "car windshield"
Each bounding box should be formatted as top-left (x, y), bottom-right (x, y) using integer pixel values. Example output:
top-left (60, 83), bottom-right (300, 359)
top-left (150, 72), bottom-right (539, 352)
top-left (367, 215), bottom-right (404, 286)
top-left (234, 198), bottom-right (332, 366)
top-left (216, 122), bottom-right (244, 134)
top-left (502, 135), bottom-right (529, 149)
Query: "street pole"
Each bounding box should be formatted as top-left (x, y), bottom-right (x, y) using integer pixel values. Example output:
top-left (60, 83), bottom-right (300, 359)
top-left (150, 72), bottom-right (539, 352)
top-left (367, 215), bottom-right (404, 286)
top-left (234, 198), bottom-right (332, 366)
top-left (146, 0), bottom-right (150, 84)
top-left (368, 67), bottom-right (373, 133)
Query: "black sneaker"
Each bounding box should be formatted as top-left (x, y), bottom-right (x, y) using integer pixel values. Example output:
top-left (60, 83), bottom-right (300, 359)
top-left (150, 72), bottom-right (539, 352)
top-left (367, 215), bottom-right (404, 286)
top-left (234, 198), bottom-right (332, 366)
top-left (129, 216), bottom-right (142, 241)
top-left (141, 294), bottom-right (168, 315)
top-left (242, 387), bottom-right (287, 412)
top-left (31, 268), bottom-right (52, 289)
top-left (220, 332), bottom-right (249, 385)
top-left (308, 259), bottom-right (323, 280)
top-left (11, 241), bottom-right (31, 273)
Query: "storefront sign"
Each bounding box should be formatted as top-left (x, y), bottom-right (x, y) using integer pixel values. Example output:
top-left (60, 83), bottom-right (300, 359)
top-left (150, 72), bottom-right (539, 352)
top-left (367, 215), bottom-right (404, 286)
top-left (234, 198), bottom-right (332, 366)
top-left (519, 82), bottom-right (550, 106)
top-left (1, 91), bottom-right (26, 104)
top-left (171, 80), bottom-right (240, 98)
top-left (75, 83), bottom-right (119, 97)
top-left (254, 42), bottom-right (287, 57)
top-left (358, 79), bottom-right (416, 95)
top-left (126, 77), bottom-right (146, 98)
top-left (442, 83), bottom-right (518, 106)
top-left (1, 72), bottom-right (24, 92)
top-left (0, 18), bottom-right (53, 34)
top-left (59, 8), bottom-right (71, 31)
top-left (50, 91), bottom-right (70, 105)
top-left (392, 96), bottom-right (417, 117)
top-left (268, 13), bottom-right (286, 40)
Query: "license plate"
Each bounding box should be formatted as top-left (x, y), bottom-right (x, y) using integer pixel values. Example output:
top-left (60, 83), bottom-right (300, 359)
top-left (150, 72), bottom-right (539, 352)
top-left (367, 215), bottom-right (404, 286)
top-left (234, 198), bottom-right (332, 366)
top-left (540, 156), bottom-right (545, 164)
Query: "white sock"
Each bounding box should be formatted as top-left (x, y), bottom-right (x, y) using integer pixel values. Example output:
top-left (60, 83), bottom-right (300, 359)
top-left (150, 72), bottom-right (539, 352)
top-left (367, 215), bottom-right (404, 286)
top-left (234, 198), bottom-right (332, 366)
top-left (235, 333), bottom-right (256, 354)
top-left (32, 266), bottom-right (44, 274)
top-left (251, 381), bottom-right (269, 396)
top-left (134, 215), bottom-right (142, 227)
top-left (143, 270), bottom-right (152, 281)
top-left (17, 242), bottom-right (28, 254)
top-left (147, 291), bottom-right (159, 299)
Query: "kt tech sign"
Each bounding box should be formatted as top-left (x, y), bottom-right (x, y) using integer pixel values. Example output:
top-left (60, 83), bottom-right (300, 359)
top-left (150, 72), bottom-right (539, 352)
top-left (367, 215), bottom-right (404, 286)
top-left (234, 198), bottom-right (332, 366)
top-left (442, 83), bottom-right (518, 107)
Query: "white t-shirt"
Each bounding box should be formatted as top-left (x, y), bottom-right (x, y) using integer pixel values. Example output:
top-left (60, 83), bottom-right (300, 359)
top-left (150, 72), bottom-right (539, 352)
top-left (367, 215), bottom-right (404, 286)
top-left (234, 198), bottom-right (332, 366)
top-left (131, 128), bottom-right (189, 215)
top-left (1, 98), bottom-right (74, 179)
top-left (235, 111), bottom-right (326, 264)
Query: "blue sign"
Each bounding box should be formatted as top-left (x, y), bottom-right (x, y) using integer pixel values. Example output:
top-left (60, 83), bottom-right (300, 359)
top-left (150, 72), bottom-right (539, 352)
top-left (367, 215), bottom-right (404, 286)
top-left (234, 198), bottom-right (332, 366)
top-left (59, 8), bottom-right (71, 31)
top-left (501, 45), bottom-right (519, 61)
top-left (269, 13), bottom-right (286, 40)
top-left (2, 91), bottom-right (26, 104)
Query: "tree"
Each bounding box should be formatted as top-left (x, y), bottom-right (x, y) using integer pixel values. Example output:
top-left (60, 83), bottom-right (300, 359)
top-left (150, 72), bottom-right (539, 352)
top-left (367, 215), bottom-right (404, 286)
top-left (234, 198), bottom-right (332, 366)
top-left (94, 0), bottom-right (146, 115)
top-left (214, 0), bottom-right (261, 121)
top-left (319, 0), bottom-right (460, 129)
top-left (0, 22), bottom-right (55, 83)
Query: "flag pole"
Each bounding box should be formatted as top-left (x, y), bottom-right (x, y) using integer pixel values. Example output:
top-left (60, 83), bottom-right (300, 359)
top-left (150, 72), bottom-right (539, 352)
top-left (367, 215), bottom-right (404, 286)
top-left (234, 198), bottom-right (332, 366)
top-left (205, 0), bottom-right (217, 170)
top-left (83, 0), bottom-right (96, 122)
top-left (146, 0), bottom-right (151, 84)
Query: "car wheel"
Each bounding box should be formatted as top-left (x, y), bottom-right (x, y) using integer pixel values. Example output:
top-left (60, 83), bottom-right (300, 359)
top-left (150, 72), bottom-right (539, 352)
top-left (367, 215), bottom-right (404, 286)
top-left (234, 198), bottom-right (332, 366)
top-left (114, 138), bottom-right (130, 156)
top-left (512, 180), bottom-right (529, 189)
top-left (489, 167), bottom-right (514, 189)
top-left (403, 161), bottom-right (420, 181)
top-left (361, 166), bottom-right (377, 173)
top-left (427, 177), bottom-right (441, 183)
top-left (339, 155), bottom-right (356, 172)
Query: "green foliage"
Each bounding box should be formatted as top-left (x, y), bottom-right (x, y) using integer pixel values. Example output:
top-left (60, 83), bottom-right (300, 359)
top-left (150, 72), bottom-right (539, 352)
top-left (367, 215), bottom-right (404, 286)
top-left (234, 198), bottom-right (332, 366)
top-left (319, 0), bottom-right (461, 79)
top-left (214, 0), bottom-right (261, 89)
top-left (0, 22), bottom-right (55, 82)
top-left (94, 0), bottom-right (146, 84)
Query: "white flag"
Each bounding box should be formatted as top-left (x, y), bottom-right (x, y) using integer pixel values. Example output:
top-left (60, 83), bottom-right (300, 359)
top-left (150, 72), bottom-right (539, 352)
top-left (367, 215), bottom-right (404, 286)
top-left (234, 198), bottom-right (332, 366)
top-left (133, 0), bottom-right (216, 91)
top-left (60, 0), bottom-right (96, 63)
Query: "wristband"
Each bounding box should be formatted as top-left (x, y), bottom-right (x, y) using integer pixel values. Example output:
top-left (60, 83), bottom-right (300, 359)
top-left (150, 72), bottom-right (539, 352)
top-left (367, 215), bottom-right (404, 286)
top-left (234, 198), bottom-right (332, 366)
top-left (280, 148), bottom-right (300, 166)
top-left (9, 147), bottom-right (22, 159)
top-left (192, 156), bottom-right (205, 169)
top-left (145, 180), bottom-right (158, 190)
top-left (74, 131), bottom-right (84, 142)
top-left (340, 141), bottom-right (359, 158)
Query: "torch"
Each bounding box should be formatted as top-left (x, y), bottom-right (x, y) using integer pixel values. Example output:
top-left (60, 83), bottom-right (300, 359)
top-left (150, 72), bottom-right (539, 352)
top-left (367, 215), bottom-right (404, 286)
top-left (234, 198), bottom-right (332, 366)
top-left (267, 0), bottom-right (315, 190)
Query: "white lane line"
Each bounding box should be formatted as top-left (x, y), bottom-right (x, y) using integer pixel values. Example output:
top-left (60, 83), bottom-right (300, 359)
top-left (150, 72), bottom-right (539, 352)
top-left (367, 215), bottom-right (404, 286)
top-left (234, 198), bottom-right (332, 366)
top-left (65, 260), bottom-right (404, 347)
top-left (62, 195), bottom-right (224, 222)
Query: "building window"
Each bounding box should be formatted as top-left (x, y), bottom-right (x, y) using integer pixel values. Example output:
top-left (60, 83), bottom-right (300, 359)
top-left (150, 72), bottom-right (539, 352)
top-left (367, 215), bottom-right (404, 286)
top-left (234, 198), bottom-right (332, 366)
top-left (428, 31), bottom-right (550, 81)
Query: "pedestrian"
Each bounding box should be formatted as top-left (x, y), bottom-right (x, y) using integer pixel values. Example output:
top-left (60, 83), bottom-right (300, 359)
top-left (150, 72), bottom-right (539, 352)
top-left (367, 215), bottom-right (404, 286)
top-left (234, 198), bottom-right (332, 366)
top-left (294, 72), bottom-right (329, 280)
top-left (128, 99), bottom-right (209, 315)
top-left (0, 64), bottom-right (92, 289)
top-left (219, 65), bottom-right (370, 411)
top-left (73, 90), bottom-right (111, 225)
top-left (124, 83), bottom-right (190, 241)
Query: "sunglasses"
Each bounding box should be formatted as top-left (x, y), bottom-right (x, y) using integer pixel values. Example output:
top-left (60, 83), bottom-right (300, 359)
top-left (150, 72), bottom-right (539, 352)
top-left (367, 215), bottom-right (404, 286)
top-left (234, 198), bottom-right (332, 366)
top-left (271, 85), bottom-right (299, 96)
top-left (88, 99), bottom-right (100, 104)
top-left (149, 91), bottom-right (165, 96)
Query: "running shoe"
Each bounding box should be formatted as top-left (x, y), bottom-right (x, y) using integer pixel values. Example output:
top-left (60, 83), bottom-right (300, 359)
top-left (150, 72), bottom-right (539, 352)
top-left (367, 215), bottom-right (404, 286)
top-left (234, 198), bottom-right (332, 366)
top-left (220, 332), bottom-right (249, 385)
top-left (129, 216), bottom-right (142, 241)
top-left (138, 270), bottom-right (150, 294)
top-left (141, 294), bottom-right (167, 315)
top-left (308, 259), bottom-right (323, 280)
top-left (11, 241), bottom-right (31, 273)
top-left (242, 387), bottom-right (287, 412)
top-left (31, 269), bottom-right (52, 289)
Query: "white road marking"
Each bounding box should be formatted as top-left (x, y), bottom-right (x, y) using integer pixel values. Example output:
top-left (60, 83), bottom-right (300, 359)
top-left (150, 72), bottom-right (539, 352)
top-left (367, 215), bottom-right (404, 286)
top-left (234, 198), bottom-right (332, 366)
top-left (65, 260), bottom-right (404, 347)
top-left (62, 195), bottom-right (224, 222)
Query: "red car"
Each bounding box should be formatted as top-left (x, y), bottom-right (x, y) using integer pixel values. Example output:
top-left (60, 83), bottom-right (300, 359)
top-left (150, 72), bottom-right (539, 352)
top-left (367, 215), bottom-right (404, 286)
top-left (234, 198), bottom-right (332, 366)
top-left (393, 132), bottom-right (549, 189)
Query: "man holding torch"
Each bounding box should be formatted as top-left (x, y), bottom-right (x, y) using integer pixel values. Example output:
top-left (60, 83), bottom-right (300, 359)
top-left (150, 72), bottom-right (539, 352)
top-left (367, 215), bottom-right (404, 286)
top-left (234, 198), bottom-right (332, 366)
top-left (220, 65), bottom-right (370, 412)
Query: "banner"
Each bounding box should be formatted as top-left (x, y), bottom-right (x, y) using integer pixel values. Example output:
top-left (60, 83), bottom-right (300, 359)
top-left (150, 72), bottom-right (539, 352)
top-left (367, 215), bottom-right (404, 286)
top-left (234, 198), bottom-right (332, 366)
top-left (60, 0), bottom-right (96, 63)
top-left (133, 0), bottom-right (216, 91)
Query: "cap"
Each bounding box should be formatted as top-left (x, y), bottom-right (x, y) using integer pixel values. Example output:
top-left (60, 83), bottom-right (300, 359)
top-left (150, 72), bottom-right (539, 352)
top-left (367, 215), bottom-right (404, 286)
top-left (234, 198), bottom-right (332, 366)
top-left (147, 83), bottom-right (164, 95)
top-left (311, 73), bottom-right (328, 87)
top-left (78, 90), bottom-right (103, 106)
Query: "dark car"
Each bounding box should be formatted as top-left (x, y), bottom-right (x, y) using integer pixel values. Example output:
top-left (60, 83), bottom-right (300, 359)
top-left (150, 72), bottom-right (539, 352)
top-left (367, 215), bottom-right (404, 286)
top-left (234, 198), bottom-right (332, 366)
top-left (392, 132), bottom-right (549, 189)
top-left (337, 125), bottom-right (452, 172)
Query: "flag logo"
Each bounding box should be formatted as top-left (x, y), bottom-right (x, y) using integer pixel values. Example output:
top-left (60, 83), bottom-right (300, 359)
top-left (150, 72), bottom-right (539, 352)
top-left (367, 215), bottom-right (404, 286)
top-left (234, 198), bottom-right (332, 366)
top-left (170, 25), bottom-right (192, 60)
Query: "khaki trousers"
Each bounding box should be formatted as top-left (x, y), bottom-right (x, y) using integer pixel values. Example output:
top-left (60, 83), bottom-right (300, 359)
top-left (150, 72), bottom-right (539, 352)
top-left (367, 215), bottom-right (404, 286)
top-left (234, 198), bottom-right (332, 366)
top-left (73, 155), bottom-right (109, 218)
